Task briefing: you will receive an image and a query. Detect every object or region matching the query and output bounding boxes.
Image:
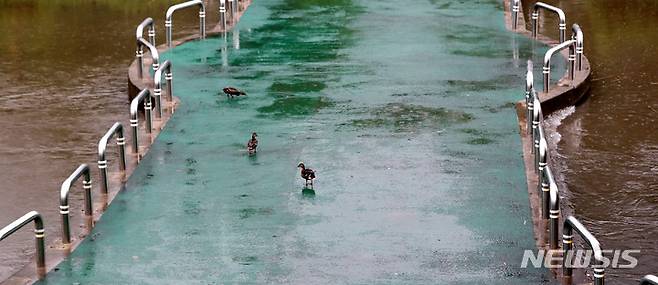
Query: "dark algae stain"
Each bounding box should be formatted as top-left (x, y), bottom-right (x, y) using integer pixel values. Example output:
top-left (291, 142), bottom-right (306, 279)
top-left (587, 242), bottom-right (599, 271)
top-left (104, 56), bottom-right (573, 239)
top-left (345, 103), bottom-right (473, 132)
top-left (268, 81), bottom-right (327, 94)
top-left (257, 96), bottom-right (334, 118)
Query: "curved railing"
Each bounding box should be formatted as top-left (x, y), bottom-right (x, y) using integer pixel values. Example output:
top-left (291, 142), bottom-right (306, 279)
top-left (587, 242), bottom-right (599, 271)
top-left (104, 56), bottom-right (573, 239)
top-left (532, 2), bottom-right (567, 43)
top-left (543, 39), bottom-right (577, 92)
top-left (98, 122), bottom-right (127, 194)
top-left (0, 211), bottom-right (45, 272)
top-left (154, 60), bottom-right (173, 118)
top-left (137, 37), bottom-right (160, 77)
top-left (641, 275), bottom-right (658, 285)
top-left (130, 89), bottom-right (154, 155)
top-left (165, 0), bottom-right (206, 48)
top-left (59, 164), bottom-right (92, 244)
top-left (136, 18), bottom-right (157, 78)
top-left (563, 216), bottom-right (605, 285)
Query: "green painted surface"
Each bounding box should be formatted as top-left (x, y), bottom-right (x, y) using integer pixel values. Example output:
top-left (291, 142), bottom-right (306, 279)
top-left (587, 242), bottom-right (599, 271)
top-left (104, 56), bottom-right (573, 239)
top-left (37, 0), bottom-right (558, 283)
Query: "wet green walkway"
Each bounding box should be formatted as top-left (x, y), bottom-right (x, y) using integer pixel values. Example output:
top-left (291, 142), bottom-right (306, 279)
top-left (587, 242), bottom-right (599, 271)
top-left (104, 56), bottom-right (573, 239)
top-left (38, 0), bottom-right (554, 283)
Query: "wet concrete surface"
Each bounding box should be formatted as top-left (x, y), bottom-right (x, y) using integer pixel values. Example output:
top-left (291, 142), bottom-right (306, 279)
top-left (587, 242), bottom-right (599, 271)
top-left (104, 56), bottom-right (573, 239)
top-left (0, 0), bottom-right (221, 280)
top-left (522, 1), bottom-right (658, 284)
top-left (32, 0), bottom-right (557, 283)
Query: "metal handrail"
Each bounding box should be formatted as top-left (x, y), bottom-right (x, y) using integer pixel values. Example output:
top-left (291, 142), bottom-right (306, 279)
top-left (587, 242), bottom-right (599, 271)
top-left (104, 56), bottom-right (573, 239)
top-left (165, 0), bottom-right (206, 48)
top-left (59, 164), bottom-right (92, 244)
top-left (533, 117), bottom-right (544, 173)
top-left (136, 18), bottom-right (157, 78)
top-left (154, 60), bottom-right (173, 118)
top-left (229, 0), bottom-right (237, 21)
top-left (563, 216), bottom-right (605, 285)
top-left (537, 136), bottom-right (548, 201)
top-left (545, 166), bottom-right (560, 249)
top-left (572, 24), bottom-right (584, 71)
top-left (220, 0), bottom-right (227, 31)
top-left (98, 122), bottom-right (127, 194)
top-left (0, 211), bottom-right (45, 270)
top-left (130, 89), bottom-right (154, 155)
top-left (543, 39), bottom-right (577, 92)
top-left (526, 61), bottom-right (534, 134)
top-left (532, 2), bottom-right (567, 43)
top-left (137, 37), bottom-right (160, 78)
top-left (511, 0), bottom-right (520, 30)
top-left (641, 275), bottom-right (658, 285)
top-left (531, 95), bottom-right (542, 156)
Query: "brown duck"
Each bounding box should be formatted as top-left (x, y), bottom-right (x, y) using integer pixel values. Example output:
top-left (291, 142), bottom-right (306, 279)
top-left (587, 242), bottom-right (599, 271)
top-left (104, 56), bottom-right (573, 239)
top-left (297, 162), bottom-right (316, 188)
top-left (247, 132), bottom-right (258, 155)
top-left (223, 87), bottom-right (247, 98)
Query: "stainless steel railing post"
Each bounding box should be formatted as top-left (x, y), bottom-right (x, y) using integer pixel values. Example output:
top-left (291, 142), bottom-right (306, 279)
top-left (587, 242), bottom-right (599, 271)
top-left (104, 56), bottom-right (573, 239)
top-left (136, 18), bottom-right (156, 78)
top-left (59, 164), bottom-right (92, 244)
top-left (531, 96), bottom-right (541, 156)
top-left (166, 0), bottom-right (207, 48)
top-left (527, 89), bottom-right (536, 136)
top-left (98, 122), bottom-right (127, 194)
top-left (0, 211), bottom-right (46, 270)
top-left (568, 42), bottom-right (576, 81)
top-left (526, 61), bottom-right (534, 134)
top-left (641, 275), bottom-right (658, 285)
top-left (532, 2), bottom-right (567, 43)
top-left (130, 89), bottom-right (154, 156)
top-left (138, 37), bottom-right (159, 74)
top-left (229, 0), bottom-right (237, 21)
top-left (546, 166), bottom-right (560, 249)
top-left (533, 118), bottom-right (544, 173)
top-left (543, 39), bottom-right (577, 92)
top-left (538, 137), bottom-right (549, 217)
top-left (572, 24), bottom-right (584, 71)
top-left (511, 0), bottom-right (520, 30)
top-left (220, 0), bottom-right (227, 31)
top-left (154, 60), bottom-right (173, 118)
top-left (563, 216), bottom-right (605, 285)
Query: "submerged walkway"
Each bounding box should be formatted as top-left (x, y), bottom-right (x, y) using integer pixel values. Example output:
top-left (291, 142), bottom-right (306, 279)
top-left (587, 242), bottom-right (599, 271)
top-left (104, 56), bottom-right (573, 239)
top-left (38, 0), bottom-right (553, 283)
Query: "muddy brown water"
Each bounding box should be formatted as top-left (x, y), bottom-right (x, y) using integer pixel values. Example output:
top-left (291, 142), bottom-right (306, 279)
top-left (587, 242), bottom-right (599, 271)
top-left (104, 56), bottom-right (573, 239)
top-left (523, 1), bottom-right (658, 284)
top-left (0, 0), bottom-right (219, 280)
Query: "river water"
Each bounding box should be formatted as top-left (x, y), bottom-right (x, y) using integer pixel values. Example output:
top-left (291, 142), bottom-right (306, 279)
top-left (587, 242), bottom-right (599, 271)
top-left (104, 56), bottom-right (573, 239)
top-left (523, 1), bottom-right (658, 284)
top-left (0, 0), bottom-right (218, 280)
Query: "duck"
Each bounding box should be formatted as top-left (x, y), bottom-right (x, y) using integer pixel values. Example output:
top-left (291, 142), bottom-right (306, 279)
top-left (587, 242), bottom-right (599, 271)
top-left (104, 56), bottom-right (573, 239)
top-left (247, 132), bottom-right (258, 155)
top-left (297, 162), bottom-right (316, 188)
top-left (223, 86), bottom-right (247, 98)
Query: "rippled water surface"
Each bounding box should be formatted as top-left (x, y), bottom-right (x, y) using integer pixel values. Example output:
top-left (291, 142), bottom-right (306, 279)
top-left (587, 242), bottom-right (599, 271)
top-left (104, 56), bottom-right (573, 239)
top-left (0, 0), bottom-right (219, 280)
top-left (523, 1), bottom-right (658, 284)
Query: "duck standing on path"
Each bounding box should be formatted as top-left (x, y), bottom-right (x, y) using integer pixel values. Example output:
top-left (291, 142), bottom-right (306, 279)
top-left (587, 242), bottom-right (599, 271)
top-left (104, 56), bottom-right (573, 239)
top-left (247, 132), bottom-right (258, 155)
top-left (297, 162), bottom-right (316, 188)
top-left (223, 87), bottom-right (247, 98)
